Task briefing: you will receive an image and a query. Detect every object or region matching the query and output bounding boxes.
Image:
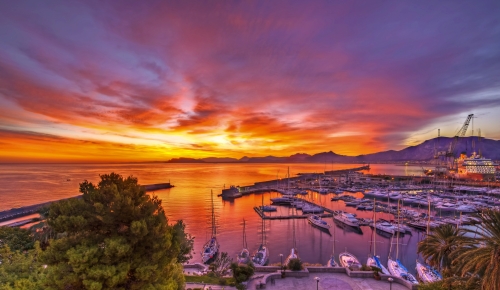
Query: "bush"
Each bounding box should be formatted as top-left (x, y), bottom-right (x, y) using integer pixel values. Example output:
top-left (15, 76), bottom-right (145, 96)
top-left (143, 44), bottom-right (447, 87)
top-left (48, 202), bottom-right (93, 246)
top-left (287, 258), bottom-right (303, 271)
top-left (219, 278), bottom-right (227, 285)
top-left (231, 262), bottom-right (255, 283)
top-left (360, 264), bottom-right (373, 271)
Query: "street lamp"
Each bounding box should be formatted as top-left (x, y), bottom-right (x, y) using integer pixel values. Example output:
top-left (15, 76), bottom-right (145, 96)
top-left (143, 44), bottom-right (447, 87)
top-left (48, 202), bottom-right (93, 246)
top-left (314, 277), bottom-right (320, 290)
top-left (388, 277), bottom-right (393, 290)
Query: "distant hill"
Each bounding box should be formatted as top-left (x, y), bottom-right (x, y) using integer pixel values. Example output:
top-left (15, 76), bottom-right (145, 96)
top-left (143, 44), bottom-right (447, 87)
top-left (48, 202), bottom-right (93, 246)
top-left (165, 137), bottom-right (500, 163)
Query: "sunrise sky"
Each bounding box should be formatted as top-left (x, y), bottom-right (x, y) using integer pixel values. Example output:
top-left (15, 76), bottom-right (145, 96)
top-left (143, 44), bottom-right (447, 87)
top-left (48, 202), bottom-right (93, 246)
top-left (1, 1), bottom-right (499, 163)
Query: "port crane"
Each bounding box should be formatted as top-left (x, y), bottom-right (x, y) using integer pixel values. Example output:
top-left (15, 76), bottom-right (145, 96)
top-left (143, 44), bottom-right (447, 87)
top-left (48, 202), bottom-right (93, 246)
top-left (435, 114), bottom-right (474, 170)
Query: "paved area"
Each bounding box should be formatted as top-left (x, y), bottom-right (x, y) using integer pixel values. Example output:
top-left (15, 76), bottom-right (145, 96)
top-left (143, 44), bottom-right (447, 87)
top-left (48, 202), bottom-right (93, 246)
top-left (246, 272), bottom-right (408, 290)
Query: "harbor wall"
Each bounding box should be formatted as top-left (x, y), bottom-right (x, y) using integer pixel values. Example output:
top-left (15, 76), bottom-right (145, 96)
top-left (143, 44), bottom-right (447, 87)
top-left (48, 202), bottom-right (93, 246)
top-left (0, 182), bottom-right (173, 223)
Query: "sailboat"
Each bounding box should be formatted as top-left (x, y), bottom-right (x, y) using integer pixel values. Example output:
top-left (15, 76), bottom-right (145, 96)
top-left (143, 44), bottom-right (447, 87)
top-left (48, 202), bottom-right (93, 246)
top-left (202, 190), bottom-right (219, 264)
top-left (339, 249), bottom-right (362, 269)
top-left (327, 217), bottom-right (338, 267)
top-left (367, 198), bottom-right (390, 274)
top-left (285, 187), bottom-right (299, 266)
top-left (237, 219), bottom-right (250, 264)
top-left (416, 196), bottom-right (442, 283)
top-left (387, 200), bottom-right (418, 284)
top-left (318, 174), bottom-right (328, 194)
top-left (252, 199), bottom-right (269, 266)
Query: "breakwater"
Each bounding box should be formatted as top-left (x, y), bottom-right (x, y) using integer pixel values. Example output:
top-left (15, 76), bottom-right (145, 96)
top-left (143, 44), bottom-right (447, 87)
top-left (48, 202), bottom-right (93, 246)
top-left (0, 182), bottom-right (173, 222)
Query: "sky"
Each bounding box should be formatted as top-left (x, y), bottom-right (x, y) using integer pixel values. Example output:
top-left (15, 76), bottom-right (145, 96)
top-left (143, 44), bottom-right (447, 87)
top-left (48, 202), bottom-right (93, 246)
top-left (0, 1), bottom-right (499, 163)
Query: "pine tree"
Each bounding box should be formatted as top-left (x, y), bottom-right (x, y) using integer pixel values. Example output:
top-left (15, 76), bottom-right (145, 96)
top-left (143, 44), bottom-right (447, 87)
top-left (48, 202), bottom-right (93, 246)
top-left (40, 172), bottom-right (192, 290)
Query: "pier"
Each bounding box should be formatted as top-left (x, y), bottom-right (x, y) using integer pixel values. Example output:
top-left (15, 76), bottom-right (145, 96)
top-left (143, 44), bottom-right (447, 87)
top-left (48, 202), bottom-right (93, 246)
top-left (253, 206), bottom-right (333, 220)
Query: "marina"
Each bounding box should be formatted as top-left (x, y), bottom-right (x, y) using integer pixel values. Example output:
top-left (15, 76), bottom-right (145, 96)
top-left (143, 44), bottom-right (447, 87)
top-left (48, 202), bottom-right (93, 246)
top-left (1, 162), bottom-right (499, 281)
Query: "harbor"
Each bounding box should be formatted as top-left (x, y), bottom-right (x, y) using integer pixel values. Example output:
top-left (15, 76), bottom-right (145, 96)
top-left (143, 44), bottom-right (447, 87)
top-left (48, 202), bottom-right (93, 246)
top-left (1, 162), bottom-right (499, 286)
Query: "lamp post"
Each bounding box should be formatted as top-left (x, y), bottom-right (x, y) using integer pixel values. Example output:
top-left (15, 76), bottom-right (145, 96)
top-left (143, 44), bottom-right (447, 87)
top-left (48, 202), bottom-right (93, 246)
top-left (388, 277), bottom-right (393, 290)
top-left (314, 277), bottom-right (320, 290)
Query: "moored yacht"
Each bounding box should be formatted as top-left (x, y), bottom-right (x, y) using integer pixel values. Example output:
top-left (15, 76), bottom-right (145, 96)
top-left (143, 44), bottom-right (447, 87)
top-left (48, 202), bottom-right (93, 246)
top-left (308, 214), bottom-right (330, 231)
top-left (334, 212), bottom-right (359, 227)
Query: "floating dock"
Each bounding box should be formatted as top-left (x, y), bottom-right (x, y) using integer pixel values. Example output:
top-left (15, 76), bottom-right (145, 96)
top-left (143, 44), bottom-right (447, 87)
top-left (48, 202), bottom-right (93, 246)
top-left (253, 207), bottom-right (333, 220)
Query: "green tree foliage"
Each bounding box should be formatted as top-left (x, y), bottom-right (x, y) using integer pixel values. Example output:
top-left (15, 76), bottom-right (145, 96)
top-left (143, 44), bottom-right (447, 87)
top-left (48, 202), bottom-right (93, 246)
top-left (40, 173), bottom-right (193, 290)
top-left (453, 210), bottom-right (500, 290)
top-left (0, 227), bottom-right (34, 252)
top-left (230, 262), bottom-right (255, 284)
top-left (417, 224), bottom-right (464, 276)
top-left (0, 242), bottom-right (45, 290)
top-left (417, 278), bottom-right (480, 290)
top-left (209, 252), bottom-right (232, 277)
top-left (287, 258), bottom-right (302, 271)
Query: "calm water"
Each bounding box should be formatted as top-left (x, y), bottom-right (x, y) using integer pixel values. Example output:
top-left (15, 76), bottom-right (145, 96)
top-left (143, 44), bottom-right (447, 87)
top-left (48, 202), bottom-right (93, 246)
top-left (0, 163), bottom-right (424, 273)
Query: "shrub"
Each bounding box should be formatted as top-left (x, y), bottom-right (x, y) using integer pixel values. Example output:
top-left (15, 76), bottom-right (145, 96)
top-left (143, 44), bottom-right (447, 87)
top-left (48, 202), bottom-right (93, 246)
top-left (360, 264), bottom-right (373, 271)
top-left (287, 258), bottom-right (303, 271)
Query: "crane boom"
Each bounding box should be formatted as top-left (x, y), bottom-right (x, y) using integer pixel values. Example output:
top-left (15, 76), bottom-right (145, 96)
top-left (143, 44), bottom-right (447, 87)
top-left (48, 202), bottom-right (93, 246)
top-left (446, 114), bottom-right (473, 157)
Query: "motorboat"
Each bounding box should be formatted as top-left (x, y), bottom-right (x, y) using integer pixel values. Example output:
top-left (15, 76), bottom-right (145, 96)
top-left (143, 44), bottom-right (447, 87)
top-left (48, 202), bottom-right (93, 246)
top-left (339, 251), bottom-right (361, 269)
top-left (416, 261), bottom-right (442, 283)
top-left (260, 205), bottom-right (277, 212)
top-left (271, 196), bottom-right (295, 205)
top-left (334, 212), bottom-right (359, 227)
top-left (302, 204), bottom-right (324, 214)
top-left (372, 220), bottom-right (395, 235)
top-left (308, 214), bottom-right (330, 231)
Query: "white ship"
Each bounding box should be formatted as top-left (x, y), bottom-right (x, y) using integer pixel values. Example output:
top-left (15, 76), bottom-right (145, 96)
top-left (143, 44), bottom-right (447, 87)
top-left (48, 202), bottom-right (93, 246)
top-left (456, 152), bottom-right (496, 180)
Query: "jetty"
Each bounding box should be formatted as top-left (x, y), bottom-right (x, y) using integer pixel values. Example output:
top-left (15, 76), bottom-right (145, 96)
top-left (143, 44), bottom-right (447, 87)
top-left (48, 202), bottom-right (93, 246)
top-left (0, 182), bottom-right (174, 223)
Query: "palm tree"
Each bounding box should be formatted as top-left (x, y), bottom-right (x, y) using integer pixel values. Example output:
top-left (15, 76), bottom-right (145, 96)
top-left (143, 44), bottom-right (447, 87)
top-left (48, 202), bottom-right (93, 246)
top-left (453, 210), bottom-right (500, 290)
top-left (417, 224), bottom-right (464, 276)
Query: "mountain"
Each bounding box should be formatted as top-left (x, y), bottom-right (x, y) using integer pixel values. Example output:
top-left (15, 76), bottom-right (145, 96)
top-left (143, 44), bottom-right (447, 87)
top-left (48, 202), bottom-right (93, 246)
top-left (165, 137), bottom-right (500, 163)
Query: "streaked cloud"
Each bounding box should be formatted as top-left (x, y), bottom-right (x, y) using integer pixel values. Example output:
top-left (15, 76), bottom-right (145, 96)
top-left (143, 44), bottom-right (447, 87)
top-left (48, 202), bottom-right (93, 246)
top-left (0, 0), bottom-right (499, 162)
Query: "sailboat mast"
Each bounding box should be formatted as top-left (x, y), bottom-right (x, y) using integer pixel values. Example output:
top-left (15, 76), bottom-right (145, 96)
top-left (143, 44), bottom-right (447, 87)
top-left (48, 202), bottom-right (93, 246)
top-left (243, 219), bottom-right (247, 248)
top-left (373, 198), bottom-right (376, 256)
top-left (396, 199), bottom-right (400, 259)
top-left (211, 190), bottom-right (216, 236)
top-left (427, 197), bottom-right (431, 236)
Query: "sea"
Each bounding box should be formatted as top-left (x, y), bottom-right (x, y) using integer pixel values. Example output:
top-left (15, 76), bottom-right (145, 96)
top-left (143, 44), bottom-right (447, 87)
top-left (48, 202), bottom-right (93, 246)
top-left (0, 163), bottom-right (427, 274)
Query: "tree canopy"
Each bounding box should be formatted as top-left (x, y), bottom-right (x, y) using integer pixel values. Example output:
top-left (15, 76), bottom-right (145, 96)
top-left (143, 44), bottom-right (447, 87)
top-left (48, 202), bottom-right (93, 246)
top-left (0, 227), bottom-right (34, 252)
top-left (40, 172), bottom-right (192, 290)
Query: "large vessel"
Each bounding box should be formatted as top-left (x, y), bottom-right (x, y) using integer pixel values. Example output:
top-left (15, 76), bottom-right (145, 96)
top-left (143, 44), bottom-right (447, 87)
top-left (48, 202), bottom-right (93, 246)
top-left (456, 152), bottom-right (496, 180)
top-left (334, 212), bottom-right (359, 227)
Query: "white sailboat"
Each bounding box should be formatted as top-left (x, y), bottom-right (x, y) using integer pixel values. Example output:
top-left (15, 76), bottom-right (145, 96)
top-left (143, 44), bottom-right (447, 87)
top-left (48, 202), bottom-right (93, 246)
top-left (237, 219), bottom-right (250, 264)
top-left (367, 198), bottom-right (390, 274)
top-left (327, 216), bottom-right (338, 267)
top-left (387, 200), bottom-right (418, 284)
top-left (416, 261), bottom-right (442, 283)
top-left (339, 249), bottom-right (362, 269)
top-left (202, 190), bottom-right (219, 264)
top-left (417, 196), bottom-right (442, 283)
top-left (285, 186), bottom-right (299, 266)
top-left (252, 198), bottom-right (269, 266)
